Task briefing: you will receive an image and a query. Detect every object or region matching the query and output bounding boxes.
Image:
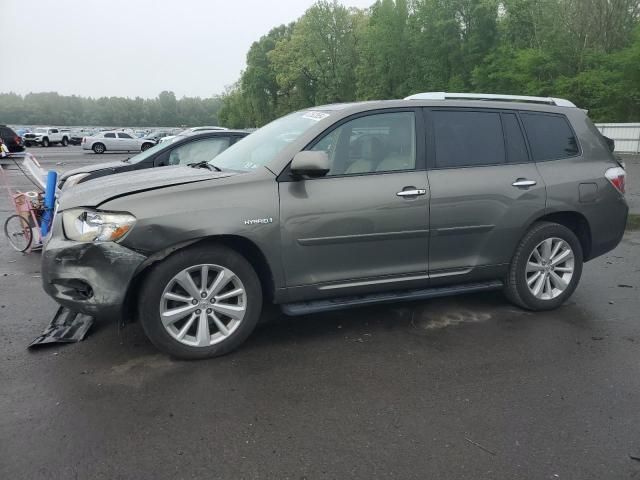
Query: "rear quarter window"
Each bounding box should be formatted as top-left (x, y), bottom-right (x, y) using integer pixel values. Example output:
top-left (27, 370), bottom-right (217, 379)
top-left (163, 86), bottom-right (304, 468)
top-left (521, 112), bottom-right (579, 161)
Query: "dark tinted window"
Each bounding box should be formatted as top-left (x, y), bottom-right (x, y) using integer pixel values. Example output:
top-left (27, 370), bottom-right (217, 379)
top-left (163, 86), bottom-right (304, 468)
top-left (117, 133), bottom-right (133, 139)
top-left (521, 112), bottom-right (579, 161)
top-left (501, 113), bottom-right (529, 163)
top-left (104, 133), bottom-right (116, 138)
top-left (433, 110), bottom-right (505, 168)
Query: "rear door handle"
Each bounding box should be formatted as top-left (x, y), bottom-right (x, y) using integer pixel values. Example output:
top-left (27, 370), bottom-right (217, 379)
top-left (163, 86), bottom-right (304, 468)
top-left (512, 179), bottom-right (537, 187)
top-left (397, 189), bottom-right (427, 197)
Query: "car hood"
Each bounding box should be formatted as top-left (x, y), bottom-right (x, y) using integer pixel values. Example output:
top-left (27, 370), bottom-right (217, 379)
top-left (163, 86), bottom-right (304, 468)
top-left (58, 166), bottom-right (236, 210)
top-left (59, 160), bottom-right (126, 181)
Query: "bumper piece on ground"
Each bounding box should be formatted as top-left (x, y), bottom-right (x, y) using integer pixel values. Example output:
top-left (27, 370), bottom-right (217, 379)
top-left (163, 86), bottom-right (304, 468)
top-left (28, 306), bottom-right (94, 348)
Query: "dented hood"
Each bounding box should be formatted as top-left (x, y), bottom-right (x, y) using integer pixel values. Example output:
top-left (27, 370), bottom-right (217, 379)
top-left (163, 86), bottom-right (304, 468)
top-left (58, 165), bottom-right (235, 210)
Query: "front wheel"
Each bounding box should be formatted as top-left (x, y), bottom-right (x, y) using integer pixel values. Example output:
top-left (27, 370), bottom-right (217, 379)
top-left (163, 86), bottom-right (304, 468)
top-left (504, 222), bottom-right (583, 311)
top-left (139, 245), bottom-right (263, 359)
top-left (141, 142), bottom-right (153, 151)
top-left (4, 215), bottom-right (33, 252)
top-left (42, 138), bottom-right (50, 147)
top-left (61, 137), bottom-right (68, 146)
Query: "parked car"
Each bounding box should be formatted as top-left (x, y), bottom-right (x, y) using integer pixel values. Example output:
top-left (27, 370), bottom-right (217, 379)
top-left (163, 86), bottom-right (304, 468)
top-left (82, 131), bottom-right (156, 154)
top-left (69, 129), bottom-right (96, 145)
top-left (159, 126), bottom-right (228, 145)
top-left (42, 92), bottom-right (628, 359)
top-left (0, 125), bottom-right (25, 152)
top-left (23, 127), bottom-right (69, 147)
top-left (144, 129), bottom-right (180, 144)
top-left (59, 130), bottom-right (249, 188)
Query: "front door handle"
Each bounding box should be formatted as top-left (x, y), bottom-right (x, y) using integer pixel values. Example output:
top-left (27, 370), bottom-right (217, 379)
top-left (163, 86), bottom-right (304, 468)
top-left (396, 188), bottom-right (427, 197)
top-left (512, 179), bottom-right (537, 188)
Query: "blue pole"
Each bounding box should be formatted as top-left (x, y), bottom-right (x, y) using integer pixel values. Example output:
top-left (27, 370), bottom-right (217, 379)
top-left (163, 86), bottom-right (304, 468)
top-left (40, 170), bottom-right (58, 237)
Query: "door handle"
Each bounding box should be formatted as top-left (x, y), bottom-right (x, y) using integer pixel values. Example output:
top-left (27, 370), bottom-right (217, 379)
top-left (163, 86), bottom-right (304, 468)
top-left (512, 179), bottom-right (537, 187)
top-left (396, 188), bottom-right (427, 197)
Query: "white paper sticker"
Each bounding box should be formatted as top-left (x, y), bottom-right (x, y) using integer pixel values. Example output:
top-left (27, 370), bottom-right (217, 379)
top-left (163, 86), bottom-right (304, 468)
top-left (302, 111), bottom-right (330, 121)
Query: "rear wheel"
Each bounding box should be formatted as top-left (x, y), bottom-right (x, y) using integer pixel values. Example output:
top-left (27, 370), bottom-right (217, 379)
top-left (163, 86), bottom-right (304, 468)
top-left (139, 245), bottom-right (263, 359)
top-left (4, 215), bottom-right (32, 252)
top-left (92, 142), bottom-right (105, 154)
top-left (504, 222), bottom-right (583, 311)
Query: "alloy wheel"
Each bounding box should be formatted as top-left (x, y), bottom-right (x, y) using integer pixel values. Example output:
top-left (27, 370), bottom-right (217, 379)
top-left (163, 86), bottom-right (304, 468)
top-left (159, 264), bottom-right (247, 347)
top-left (525, 237), bottom-right (574, 300)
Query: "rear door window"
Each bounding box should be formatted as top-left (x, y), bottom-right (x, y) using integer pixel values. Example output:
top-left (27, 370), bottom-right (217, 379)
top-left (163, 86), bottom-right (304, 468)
top-left (432, 110), bottom-right (505, 168)
top-left (104, 133), bottom-right (116, 138)
top-left (520, 112), bottom-right (579, 161)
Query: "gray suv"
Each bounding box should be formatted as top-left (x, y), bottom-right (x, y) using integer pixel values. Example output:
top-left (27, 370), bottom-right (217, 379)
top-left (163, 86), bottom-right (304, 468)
top-left (41, 93), bottom-right (629, 359)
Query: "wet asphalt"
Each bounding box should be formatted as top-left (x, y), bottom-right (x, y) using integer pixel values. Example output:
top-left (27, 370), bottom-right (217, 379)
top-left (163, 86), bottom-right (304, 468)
top-left (1, 147), bottom-right (640, 479)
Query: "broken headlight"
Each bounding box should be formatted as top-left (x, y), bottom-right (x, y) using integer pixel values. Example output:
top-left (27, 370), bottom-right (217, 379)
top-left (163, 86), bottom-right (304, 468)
top-left (62, 209), bottom-right (136, 242)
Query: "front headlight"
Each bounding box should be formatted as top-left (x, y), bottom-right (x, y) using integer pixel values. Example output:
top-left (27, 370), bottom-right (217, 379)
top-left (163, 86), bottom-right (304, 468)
top-left (62, 173), bottom-right (90, 189)
top-left (62, 209), bottom-right (136, 242)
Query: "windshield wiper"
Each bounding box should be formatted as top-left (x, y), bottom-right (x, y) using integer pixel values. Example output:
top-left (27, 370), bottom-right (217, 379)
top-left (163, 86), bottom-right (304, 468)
top-left (187, 161), bottom-right (222, 171)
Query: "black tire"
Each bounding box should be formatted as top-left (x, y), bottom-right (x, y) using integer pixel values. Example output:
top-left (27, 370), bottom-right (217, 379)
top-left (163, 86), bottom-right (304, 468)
top-left (42, 137), bottom-right (50, 147)
top-left (25, 141), bottom-right (32, 147)
top-left (141, 142), bottom-right (153, 152)
top-left (4, 214), bottom-right (33, 252)
top-left (504, 221), bottom-right (583, 311)
top-left (61, 137), bottom-right (68, 146)
top-left (138, 245), bottom-right (263, 359)
top-left (92, 142), bottom-right (105, 154)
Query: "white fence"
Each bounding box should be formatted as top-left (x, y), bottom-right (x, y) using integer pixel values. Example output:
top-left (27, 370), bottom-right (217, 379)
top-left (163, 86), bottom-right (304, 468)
top-left (595, 123), bottom-right (640, 154)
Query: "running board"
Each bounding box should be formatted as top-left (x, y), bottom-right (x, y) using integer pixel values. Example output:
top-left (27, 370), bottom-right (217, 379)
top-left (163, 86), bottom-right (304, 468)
top-left (281, 281), bottom-right (503, 316)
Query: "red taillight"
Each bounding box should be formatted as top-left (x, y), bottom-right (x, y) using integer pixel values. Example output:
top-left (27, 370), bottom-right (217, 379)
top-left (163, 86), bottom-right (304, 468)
top-left (605, 166), bottom-right (626, 194)
top-left (15, 135), bottom-right (21, 145)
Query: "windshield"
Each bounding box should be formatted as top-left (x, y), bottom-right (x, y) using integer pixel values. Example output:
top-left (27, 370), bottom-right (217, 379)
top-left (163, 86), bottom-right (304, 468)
top-left (126, 136), bottom-right (183, 163)
top-left (211, 110), bottom-right (332, 171)
top-left (34, 128), bottom-right (47, 133)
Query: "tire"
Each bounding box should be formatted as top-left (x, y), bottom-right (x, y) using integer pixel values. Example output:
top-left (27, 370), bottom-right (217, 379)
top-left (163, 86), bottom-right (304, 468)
top-left (42, 137), bottom-right (50, 147)
top-left (92, 142), bottom-right (105, 154)
top-left (25, 141), bottom-right (32, 147)
top-left (138, 245), bottom-right (263, 359)
top-left (61, 137), bottom-right (68, 146)
top-left (504, 221), bottom-right (583, 311)
top-left (141, 142), bottom-right (153, 152)
top-left (4, 215), bottom-right (33, 252)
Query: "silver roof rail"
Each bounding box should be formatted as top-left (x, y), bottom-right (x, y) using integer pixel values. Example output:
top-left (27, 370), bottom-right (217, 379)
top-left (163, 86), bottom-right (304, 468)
top-left (404, 92), bottom-right (576, 108)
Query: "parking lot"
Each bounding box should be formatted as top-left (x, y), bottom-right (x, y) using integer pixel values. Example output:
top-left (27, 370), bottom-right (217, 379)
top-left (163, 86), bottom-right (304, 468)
top-left (1, 146), bottom-right (640, 479)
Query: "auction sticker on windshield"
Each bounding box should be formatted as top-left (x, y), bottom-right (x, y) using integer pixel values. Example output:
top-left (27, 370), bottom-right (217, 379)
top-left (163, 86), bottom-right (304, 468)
top-left (302, 111), bottom-right (330, 121)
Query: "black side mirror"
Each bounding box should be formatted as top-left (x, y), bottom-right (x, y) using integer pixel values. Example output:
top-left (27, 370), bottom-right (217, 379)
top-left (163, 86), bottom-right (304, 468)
top-left (290, 151), bottom-right (330, 178)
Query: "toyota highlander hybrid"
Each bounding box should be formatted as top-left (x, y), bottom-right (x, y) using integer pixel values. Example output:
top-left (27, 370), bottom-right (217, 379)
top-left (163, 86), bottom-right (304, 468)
top-left (41, 92), bottom-right (628, 359)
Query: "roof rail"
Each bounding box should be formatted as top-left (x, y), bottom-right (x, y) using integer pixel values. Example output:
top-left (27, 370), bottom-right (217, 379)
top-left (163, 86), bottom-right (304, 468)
top-left (404, 92), bottom-right (576, 108)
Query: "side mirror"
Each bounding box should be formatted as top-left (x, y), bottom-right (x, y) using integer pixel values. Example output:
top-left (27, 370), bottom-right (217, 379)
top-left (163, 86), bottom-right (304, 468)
top-left (603, 136), bottom-right (615, 153)
top-left (290, 151), bottom-right (330, 178)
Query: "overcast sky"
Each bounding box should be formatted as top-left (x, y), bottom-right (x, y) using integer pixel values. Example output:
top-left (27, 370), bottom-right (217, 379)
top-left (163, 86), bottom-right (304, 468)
top-left (0, 0), bottom-right (372, 99)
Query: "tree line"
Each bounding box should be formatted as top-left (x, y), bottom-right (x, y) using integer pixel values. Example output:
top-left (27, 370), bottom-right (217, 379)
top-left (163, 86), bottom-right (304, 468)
top-left (218, 0), bottom-right (640, 128)
top-left (0, 91), bottom-right (222, 127)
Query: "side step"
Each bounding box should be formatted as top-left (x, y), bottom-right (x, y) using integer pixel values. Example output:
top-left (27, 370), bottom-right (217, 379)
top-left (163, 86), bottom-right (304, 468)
top-left (281, 281), bottom-right (503, 316)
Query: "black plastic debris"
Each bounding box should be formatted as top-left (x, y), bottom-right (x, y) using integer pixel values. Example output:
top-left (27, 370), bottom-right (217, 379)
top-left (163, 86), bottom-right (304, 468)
top-left (28, 307), bottom-right (94, 348)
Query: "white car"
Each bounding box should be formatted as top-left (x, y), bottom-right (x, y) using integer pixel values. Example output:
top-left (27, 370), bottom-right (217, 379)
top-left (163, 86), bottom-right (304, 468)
top-left (23, 127), bottom-right (70, 147)
top-left (82, 131), bottom-right (156, 154)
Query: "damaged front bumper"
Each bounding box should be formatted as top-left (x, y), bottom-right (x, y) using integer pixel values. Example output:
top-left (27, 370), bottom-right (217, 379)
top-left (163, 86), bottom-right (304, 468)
top-left (41, 219), bottom-right (147, 320)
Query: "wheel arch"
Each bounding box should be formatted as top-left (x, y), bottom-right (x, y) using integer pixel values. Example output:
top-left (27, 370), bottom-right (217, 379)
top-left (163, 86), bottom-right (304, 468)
top-left (123, 235), bottom-right (276, 323)
top-left (526, 210), bottom-right (592, 261)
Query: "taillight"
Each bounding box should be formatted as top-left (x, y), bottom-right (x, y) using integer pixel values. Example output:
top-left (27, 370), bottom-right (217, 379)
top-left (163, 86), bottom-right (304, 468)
top-left (605, 166), bottom-right (626, 195)
top-left (15, 135), bottom-right (22, 145)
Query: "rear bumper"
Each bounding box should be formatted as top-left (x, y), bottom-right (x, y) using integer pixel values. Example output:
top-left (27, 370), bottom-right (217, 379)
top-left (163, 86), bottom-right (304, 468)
top-left (41, 220), bottom-right (147, 320)
top-left (587, 196), bottom-right (629, 260)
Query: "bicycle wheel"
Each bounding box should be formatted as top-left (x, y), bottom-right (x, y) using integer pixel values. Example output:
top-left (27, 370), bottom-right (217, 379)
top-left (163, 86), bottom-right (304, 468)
top-left (4, 215), bottom-right (33, 252)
